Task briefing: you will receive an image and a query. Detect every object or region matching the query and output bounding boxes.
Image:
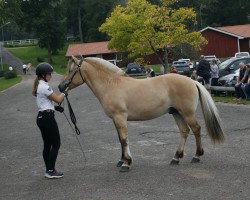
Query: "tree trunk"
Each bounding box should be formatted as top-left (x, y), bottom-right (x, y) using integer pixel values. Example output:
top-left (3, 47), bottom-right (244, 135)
top-left (154, 49), bottom-right (169, 74)
top-left (48, 47), bottom-right (53, 64)
top-left (78, 0), bottom-right (83, 42)
top-left (163, 48), bottom-right (169, 74)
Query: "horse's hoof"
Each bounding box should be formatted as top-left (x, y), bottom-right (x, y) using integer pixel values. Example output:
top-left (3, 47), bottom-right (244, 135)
top-left (191, 157), bottom-right (200, 163)
top-left (116, 160), bottom-right (124, 167)
top-left (170, 159), bottom-right (179, 165)
top-left (120, 165), bottom-right (130, 172)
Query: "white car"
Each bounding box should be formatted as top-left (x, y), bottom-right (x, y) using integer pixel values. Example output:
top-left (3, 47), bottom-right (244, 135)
top-left (234, 52), bottom-right (250, 58)
top-left (178, 58), bottom-right (194, 69)
top-left (204, 55), bottom-right (221, 64)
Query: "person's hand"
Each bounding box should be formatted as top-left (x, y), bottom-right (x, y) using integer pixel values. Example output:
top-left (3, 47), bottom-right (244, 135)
top-left (55, 105), bottom-right (64, 113)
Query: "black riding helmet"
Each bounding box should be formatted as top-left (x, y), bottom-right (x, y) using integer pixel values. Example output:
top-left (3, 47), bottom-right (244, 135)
top-left (36, 62), bottom-right (53, 76)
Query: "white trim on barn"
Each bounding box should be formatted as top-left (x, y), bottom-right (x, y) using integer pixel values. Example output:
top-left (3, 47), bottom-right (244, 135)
top-left (199, 26), bottom-right (244, 39)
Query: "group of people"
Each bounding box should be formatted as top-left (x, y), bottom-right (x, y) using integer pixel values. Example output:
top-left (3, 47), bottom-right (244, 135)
top-left (195, 55), bottom-right (250, 100)
top-left (195, 55), bottom-right (219, 87)
top-left (234, 62), bottom-right (250, 100)
top-left (148, 58), bottom-right (250, 100)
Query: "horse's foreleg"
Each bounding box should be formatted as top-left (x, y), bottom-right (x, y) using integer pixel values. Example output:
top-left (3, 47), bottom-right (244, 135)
top-left (171, 112), bottom-right (190, 165)
top-left (113, 114), bottom-right (132, 172)
top-left (184, 115), bottom-right (203, 163)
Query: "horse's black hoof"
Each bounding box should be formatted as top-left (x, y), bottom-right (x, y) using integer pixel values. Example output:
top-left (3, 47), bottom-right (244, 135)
top-left (170, 159), bottom-right (179, 165)
top-left (116, 160), bottom-right (124, 167)
top-left (191, 157), bottom-right (200, 163)
top-left (120, 165), bottom-right (130, 172)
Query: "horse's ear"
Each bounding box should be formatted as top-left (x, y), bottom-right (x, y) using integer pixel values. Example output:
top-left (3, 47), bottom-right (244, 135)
top-left (71, 55), bottom-right (78, 63)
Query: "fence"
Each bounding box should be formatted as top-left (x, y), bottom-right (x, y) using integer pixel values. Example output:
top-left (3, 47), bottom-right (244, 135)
top-left (4, 39), bottom-right (38, 46)
top-left (210, 86), bottom-right (235, 96)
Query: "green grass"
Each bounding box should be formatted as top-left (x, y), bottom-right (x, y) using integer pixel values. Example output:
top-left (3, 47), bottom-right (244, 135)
top-left (213, 96), bottom-right (250, 105)
top-left (8, 45), bottom-right (68, 75)
top-left (0, 76), bottom-right (22, 91)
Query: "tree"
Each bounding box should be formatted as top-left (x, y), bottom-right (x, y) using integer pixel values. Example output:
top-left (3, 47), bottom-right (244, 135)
top-left (100, 0), bottom-right (207, 73)
top-left (65, 0), bottom-right (117, 42)
top-left (64, 0), bottom-right (85, 42)
top-left (0, 0), bottom-right (22, 24)
top-left (200, 0), bottom-right (250, 27)
top-left (19, 0), bottom-right (66, 64)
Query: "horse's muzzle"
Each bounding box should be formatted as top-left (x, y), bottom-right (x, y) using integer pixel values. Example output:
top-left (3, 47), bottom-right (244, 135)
top-left (58, 80), bottom-right (70, 92)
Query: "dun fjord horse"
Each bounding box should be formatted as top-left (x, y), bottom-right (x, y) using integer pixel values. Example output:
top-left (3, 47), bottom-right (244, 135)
top-left (59, 56), bottom-right (225, 172)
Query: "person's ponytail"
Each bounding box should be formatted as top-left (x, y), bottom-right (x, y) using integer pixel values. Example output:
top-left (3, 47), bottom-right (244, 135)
top-left (32, 77), bottom-right (39, 96)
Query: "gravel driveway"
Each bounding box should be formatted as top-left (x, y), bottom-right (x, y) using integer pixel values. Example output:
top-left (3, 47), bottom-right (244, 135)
top-left (0, 64), bottom-right (250, 200)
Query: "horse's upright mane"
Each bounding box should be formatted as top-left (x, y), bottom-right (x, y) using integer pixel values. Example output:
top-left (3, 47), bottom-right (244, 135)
top-left (84, 57), bottom-right (125, 76)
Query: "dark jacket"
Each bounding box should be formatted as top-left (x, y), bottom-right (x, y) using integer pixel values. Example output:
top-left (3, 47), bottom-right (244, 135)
top-left (239, 67), bottom-right (247, 83)
top-left (197, 59), bottom-right (211, 78)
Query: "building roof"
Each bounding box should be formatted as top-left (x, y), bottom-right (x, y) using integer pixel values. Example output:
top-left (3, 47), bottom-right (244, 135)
top-left (200, 24), bottom-right (250, 39)
top-left (66, 41), bottom-right (118, 57)
top-left (217, 24), bottom-right (250, 38)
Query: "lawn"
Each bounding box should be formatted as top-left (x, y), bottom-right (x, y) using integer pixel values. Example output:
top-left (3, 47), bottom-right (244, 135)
top-left (8, 45), bottom-right (68, 75)
top-left (0, 76), bottom-right (22, 91)
top-left (213, 95), bottom-right (250, 105)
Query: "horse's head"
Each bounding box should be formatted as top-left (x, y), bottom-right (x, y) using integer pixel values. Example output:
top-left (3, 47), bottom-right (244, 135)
top-left (58, 56), bottom-right (85, 92)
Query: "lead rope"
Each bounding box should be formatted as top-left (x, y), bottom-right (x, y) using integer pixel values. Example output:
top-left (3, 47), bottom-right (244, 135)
top-left (65, 95), bottom-right (81, 135)
top-left (60, 96), bottom-right (86, 169)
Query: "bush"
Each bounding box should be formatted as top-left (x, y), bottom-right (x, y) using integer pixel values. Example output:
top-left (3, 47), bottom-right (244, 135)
top-left (0, 70), bottom-right (5, 77)
top-left (4, 70), bottom-right (17, 79)
top-left (37, 57), bottom-right (45, 62)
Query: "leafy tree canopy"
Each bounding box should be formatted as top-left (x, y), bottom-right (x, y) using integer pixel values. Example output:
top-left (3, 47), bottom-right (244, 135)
top-left (18, 0), bottom-right (66, 63)
top-left (100, 0), bottom-right (207, 69)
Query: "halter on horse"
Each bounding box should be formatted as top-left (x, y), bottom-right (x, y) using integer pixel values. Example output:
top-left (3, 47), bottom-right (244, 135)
top-left (59, 56), bottom-right (225, 172)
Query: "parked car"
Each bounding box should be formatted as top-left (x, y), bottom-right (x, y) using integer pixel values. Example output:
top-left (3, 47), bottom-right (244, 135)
top-left (218, 56), bottom-right (250, 77)
top-left (204, 55), bottom-right (221, 64)
top-left (218, 68), bottom-right (239, 87)
top-left (178, 58), bottom-right (194, 69)
top-left (234, 52), bottom-right (250, 58)
top-left (172, 60), bottom-right (191, 76)
top-left (126, 63), bottom-right (143, 74)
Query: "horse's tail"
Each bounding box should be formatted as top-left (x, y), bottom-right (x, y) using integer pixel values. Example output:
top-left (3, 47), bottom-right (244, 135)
top-left (195, 81), bottom-right (225, 143)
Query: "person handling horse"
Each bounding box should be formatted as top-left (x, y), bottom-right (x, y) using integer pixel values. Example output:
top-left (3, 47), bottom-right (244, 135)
top-left (32, 62), bottom-right (67, 179)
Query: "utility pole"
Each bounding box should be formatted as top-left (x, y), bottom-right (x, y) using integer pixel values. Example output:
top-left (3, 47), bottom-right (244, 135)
top-left (0, 22), bottom-right (10, 70)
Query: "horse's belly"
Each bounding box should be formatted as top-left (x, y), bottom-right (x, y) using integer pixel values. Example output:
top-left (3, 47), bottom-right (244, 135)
top-left (127, 104), bottom-right (169, 121)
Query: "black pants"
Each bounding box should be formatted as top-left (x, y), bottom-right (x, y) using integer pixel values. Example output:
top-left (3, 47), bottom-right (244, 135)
top-left (36, 111), bottom-right (61, 171)
top-left (235, 84), bottom-right (245, 99)
top-left (211, 78), bottom-right (218, 86)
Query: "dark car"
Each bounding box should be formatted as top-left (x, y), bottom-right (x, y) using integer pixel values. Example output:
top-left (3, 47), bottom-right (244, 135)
top-left (219, 56), bottom-right (250, 77)
top-left (126, 63), bottom-right (143, 74)
top-left (172, 60), bottom-right (191, 76)
top-left (218, 69), bottom-right (239, 87)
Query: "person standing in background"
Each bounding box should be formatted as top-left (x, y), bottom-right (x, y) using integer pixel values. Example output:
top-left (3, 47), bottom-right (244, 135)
top-left (146, 67), bottom-right (155, 78)
top-left (22, 64), bottom-right (27, 74)
top-left (210, 59), bottom-right (219, 86)
top-left (197, 55), bottom-right (211, 87)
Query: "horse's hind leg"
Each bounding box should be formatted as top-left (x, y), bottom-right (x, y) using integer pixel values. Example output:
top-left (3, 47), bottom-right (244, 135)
top-left (170, 112), bottom-right (190, 165)
top-left (184, 114), bottom-right (204, 163)
top-left (113, 114), bottom-right (132, 172)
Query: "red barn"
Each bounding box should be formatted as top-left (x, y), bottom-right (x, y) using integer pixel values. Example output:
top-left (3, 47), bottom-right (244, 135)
top-left (66, 41), bottom-right (164, 67)
top-left (66, 41), bottom-right (122, 65)
top-left (200, 24), bottom-right (250, 58)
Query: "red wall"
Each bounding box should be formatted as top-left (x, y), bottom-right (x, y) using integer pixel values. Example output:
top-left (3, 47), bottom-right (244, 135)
top-left (201, 30), bottom-right (238, 58)
top-left (239, 39), bottom-right (250, 52)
